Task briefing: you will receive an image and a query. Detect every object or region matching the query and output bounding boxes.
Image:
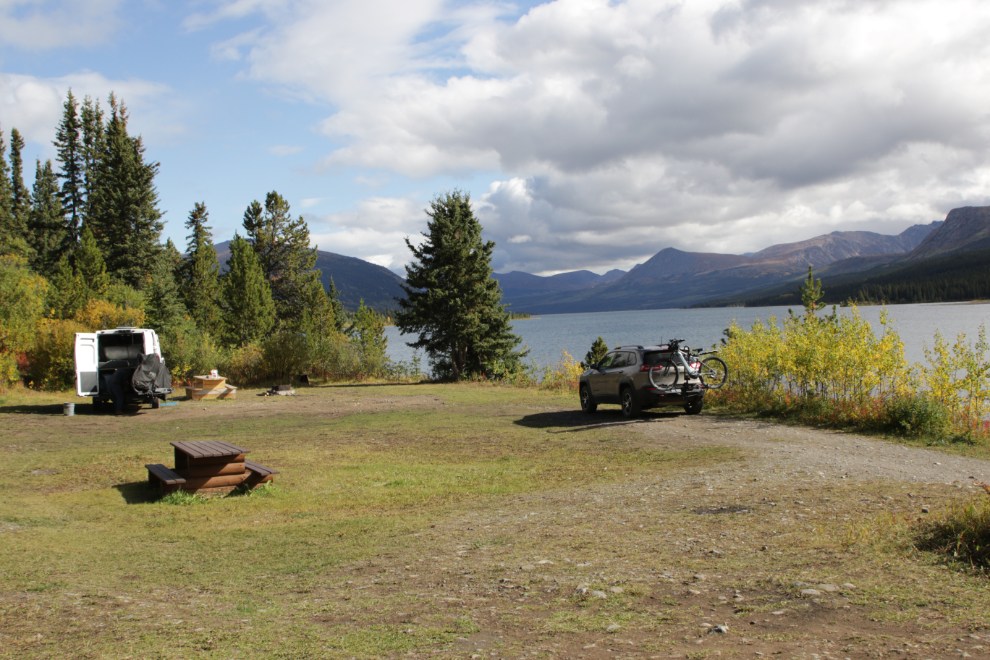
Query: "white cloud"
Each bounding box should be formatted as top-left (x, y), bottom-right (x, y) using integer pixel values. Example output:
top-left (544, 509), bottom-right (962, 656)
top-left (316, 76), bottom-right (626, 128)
top-left (0, 70), bottom-right (175, 150)
top-left (204, 0), bottom-right (990, 273)
top-left (298, 196), bottom-right (324, 208)
top-left (0, 0), bottom-right (124, 49)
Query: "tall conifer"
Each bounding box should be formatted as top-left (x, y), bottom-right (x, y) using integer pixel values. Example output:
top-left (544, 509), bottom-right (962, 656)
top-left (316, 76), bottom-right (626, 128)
top-left (75, 225), bottom-right (109, 297)
top-left (80, 95), bottom-right (104, 222)
top-left (221, 234), bottom-right (275, 346)
top-left (54, 90), bottom-right (84, 243)
top-left (145, 239), bottom-right (188, 337)
top-left (27, 160), bottom-right (69, 273)
top-left (180, 202), bottom-right (221, 334)
top-left (395, 190), bottom-right (523, 380)
top-left (242, 191), bottom-right (319, 325)
top-left (87, 95), bottom-right (163, 288)
top-left (8, 129), bottom-right (30, 247)
top-left (0, 126), bottom-right (15, 255)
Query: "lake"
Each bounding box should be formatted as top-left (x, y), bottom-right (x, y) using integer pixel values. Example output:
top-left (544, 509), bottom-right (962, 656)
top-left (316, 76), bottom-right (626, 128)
top-left (384, 302), bottom-right (990, 373)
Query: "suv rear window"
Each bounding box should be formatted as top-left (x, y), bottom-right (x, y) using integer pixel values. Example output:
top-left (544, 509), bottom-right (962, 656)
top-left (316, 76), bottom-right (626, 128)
top-left (643, 351), bottom-right (671, 367)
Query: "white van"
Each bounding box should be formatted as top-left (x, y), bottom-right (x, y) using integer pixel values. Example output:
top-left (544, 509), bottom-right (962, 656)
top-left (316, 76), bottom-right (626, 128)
top-left (74, 327), bottom-right (173, 410)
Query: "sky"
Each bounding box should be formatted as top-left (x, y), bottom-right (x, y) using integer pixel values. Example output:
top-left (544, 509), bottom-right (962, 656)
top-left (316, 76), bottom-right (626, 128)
top-left (3, 0), bottom-right (990, 277)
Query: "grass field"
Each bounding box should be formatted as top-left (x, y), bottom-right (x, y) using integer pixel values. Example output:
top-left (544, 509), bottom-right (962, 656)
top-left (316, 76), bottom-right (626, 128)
top-left (2, 382), bottom-right (989, 659)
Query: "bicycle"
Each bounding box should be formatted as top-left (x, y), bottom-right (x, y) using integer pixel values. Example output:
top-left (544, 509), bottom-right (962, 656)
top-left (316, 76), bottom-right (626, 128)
top-left (646, 339), bottom-right (728, 391)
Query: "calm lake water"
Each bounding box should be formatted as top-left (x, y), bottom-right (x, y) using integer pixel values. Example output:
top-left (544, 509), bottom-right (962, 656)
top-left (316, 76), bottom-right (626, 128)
top-left (384, 302), bottom-right (990, 373)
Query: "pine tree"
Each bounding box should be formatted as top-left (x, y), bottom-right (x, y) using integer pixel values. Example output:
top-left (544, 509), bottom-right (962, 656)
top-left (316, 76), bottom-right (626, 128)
top-left (583, 336), bottom-right (609, 368)
top-left (395, 190), bottom-right (523, 380)
top-left (242, 191), bottom-right (319, 325)
top-left (179, 202), bottom-right (222, 334)
top-left (221, 234), bottom-right (275, 346)
top-left (47, 255), bottom-right (86, 319)
top-left (5, 128), bottom-right (31, 256)
top-left (75, 225), bottom-right (109, 297)
top-left (87, 95), bottom-right (163, 288)
top-left (54, 89), bottom-right (84, 244)
top-left (145, 239), bottom-right (188, 336)
top-left (80, 95), bottom-right (104, 223)
top-left (27, 160), bottom-right (69, 273)
top-left (799, 265), bottom-right (824, 317)
top-left (0, 125), bottom-right (17, 256)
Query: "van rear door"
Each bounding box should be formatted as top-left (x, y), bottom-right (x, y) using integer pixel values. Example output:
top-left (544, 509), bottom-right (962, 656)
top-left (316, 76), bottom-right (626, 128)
top-left (75, 333), bottom-right (99, 396)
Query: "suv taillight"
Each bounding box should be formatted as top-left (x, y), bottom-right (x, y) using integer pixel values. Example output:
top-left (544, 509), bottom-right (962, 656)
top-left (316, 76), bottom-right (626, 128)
top-left (640, 365), bottom-right (659, 372)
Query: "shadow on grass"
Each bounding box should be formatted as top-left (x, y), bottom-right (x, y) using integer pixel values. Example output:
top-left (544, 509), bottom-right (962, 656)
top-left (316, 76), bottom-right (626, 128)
top-left (0, 403), bottom-right (75, 415)
top-left (309, 381), bottom-right (433, 389)
top-left (114, 481), bottom-right (160, 504)
top-left (514, 408), bottom-right (683, 432)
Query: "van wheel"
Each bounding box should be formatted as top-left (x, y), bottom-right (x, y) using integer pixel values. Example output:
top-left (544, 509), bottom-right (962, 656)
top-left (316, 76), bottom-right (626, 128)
top-left (684, 399), bottom-right (703, 415)
top-left (580, 385), bottom-right (597, 413)
top-left (151, 397), bottom-right (161, 410)
top-left (621, 388), bottom-right (640, 418)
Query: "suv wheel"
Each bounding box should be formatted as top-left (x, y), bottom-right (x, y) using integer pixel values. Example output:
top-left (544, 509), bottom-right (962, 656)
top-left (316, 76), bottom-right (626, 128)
top-left (579, 385), bottom-right (597, 413)
top-left (621, 387), bottom-right (640, 418)
top-left (684, 399), bottom-right (703, 415)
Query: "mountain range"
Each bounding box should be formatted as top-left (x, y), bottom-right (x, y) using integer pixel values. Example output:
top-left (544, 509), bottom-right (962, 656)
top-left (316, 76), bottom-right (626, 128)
top-left (494, 221), bottom-right (944, 313)
top-left (214, 240), bottom-right (406, 311)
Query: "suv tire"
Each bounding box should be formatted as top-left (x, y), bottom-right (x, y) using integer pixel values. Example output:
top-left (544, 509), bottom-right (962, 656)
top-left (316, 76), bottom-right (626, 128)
top-left (684, 399), bottom-right (703, 415)
top-left (579, 385), bottom-right (597, 413)
top-left (621, 387), bottom-right (640, 418)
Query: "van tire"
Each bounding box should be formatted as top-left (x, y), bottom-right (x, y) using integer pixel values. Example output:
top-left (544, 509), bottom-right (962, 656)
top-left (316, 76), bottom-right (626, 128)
top-left (151, 396), bottom-right (161, 410)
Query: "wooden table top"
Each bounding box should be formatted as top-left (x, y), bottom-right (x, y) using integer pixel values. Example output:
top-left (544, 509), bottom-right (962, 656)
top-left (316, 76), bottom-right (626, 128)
top-left (171, 440), bottom-right (248, 459)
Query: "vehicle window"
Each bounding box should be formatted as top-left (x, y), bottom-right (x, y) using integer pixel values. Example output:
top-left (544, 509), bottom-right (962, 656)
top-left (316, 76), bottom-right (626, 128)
top-left (608, 352), bottom-right (625, 368)
top-left (625, 352), bottom-right (639, 367)
top-left (598, 353), bottom-right (616, 369)
top-left (644, 351), bottom-right (671, 367)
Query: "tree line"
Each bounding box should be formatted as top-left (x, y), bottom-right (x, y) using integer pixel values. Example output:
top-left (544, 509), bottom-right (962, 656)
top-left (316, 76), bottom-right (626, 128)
top-left (0, 91), bottom-right (525, 390)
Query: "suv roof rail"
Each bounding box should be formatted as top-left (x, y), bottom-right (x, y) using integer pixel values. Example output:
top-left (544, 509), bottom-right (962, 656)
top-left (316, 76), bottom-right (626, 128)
top-left (618, 345), bottom-right (644, 349)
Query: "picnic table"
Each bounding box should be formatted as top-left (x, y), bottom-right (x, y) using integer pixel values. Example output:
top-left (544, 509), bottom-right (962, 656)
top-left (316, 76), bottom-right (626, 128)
top-left (145, 440), bottom-right (279, 495)
top-left (185, 375), bottom-right (237, 401)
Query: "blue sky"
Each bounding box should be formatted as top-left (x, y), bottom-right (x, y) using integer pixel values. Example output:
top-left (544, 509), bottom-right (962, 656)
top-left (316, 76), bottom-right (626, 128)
top-left (4, 0), bottom-right (990, 276)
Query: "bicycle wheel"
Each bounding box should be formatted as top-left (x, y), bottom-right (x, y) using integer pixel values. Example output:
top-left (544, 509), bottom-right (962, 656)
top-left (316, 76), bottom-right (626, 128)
top-left (648, 361), bottom-right (679, 390)
top-left (699, 357), bottom-right (728, 389)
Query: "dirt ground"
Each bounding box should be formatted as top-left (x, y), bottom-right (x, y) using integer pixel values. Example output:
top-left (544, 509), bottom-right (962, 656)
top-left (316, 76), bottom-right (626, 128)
top-left (4, 388), bottom-right (990, 659)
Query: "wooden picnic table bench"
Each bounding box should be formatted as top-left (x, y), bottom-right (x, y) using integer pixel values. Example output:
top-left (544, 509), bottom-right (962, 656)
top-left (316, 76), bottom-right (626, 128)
top-left (146, 440), bottom-right (279, 496)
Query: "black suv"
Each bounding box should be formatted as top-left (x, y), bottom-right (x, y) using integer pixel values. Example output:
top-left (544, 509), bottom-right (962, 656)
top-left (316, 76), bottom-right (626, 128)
top-left (579, 345), bottom-right (704, 418)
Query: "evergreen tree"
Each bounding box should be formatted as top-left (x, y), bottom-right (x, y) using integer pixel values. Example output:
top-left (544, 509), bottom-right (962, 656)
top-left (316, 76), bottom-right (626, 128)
top-left (5, 128), bottom-right (31, 256)
top-left (179, 202), bottom-right (221, 334)
top-left (47, 255), bottom-right (86, 319)
top-left (799, 265), bottom-right (824, 317)
top-left (75, 225), bottom-right (109, 297)
top-left (583, 336), bottom-right (609, 368)
top-left (87, 95), bottom-right (163, 288)
top-left (80, 95), bottom-right (105, 222)
top-left (221, 234), bottom-right (275, 346)
top-left (0, 125), bottom-right (18, 256)
top-left (242, 191), bottom-right (319, 325)
top-left (395, 190), bottom-right (523, 380)
top-left (54, 89), bottom-right (84, 243)
top-left (27, 160), bottom-right (69, 273)
top-left (144, 239), bottom-right (188, 336)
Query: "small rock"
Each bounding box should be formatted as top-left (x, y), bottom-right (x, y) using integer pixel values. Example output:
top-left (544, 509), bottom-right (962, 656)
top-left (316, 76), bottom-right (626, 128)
top-left (841, 582), bottom-right (857, 590)
top-left (537, 559), bottom-right (554, 565)
top-left (791, 581), bottom-right (809, 588)
top-left (606, 623), bottom-right (621, 632)
top-left (922, 506), bottom-right (930, 514)
top-left (800, 589), bottom-right (821, 597)
top-left (520, 564), bottom-right (536, 571)
top-left (687, 589), bottom-right (701, 595)
top-left (576, 582), bottom-right (589, 592)
top-left (701, 623), bottom-right (712, 628)
top-left (771, 610), bottom-right (785, 615)
top-left (816, 584), bottom-right (838, 593)
top-left (608, 586), bottom-right (624, 594)
top-left (693, 574), bottom-right (706, 581)
top-left (733, 595), bottom-right (744, 601)
top-left (590, 590), bottom-right (608, 599)
top-left (709, 625), bottom-right (729, 634)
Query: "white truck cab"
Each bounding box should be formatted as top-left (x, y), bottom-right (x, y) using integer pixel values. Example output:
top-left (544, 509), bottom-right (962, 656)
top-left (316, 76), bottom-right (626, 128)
top-left (74, 327), bottom-right (170, 409)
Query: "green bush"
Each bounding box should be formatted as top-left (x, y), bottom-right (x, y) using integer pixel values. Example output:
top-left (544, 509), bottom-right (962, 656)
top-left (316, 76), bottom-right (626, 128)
top-left (224, 343), bottom-right (265, 386)
top-left (881, 394), bottom-right (954, 439)
top-left (916, 487), bottom-right (990, 568)
top-left (161, 324), bottom-right (225, 384)
top-left (260, 330), bottom-right (309, 383)
top-left (30, 319), bottom-right (86, 390)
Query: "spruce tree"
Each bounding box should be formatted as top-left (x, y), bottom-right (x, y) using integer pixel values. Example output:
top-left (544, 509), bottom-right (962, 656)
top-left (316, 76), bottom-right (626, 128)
top-left (395, 190), bottom-right (523, 380)
top-left (80, 95), bottom-right (104, 222)
top-left (54, 89), bottom-right (84, 243)
top-left (221, 234), bottom-right (275, 346)
top-left (242, 191), bottom-right (319, 325)
top-left (0, 126), bottom-right (16, 256)
top-left (47, 255), bottom-right (86, 319)
top-left (6, 128), bottom-right (31, 254)
top-left (75, 225), bottom-right (109, 297)
top-left (179, 202), bottom-right (221, 334)
top-left (87, 95), bottom-right (163, 288)
top-left (144, 239), bottom-right (188, 336)
top-left (27, 160), bottom-right (69, 273)
top-left (583, 336), bottom-right (609, 368)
